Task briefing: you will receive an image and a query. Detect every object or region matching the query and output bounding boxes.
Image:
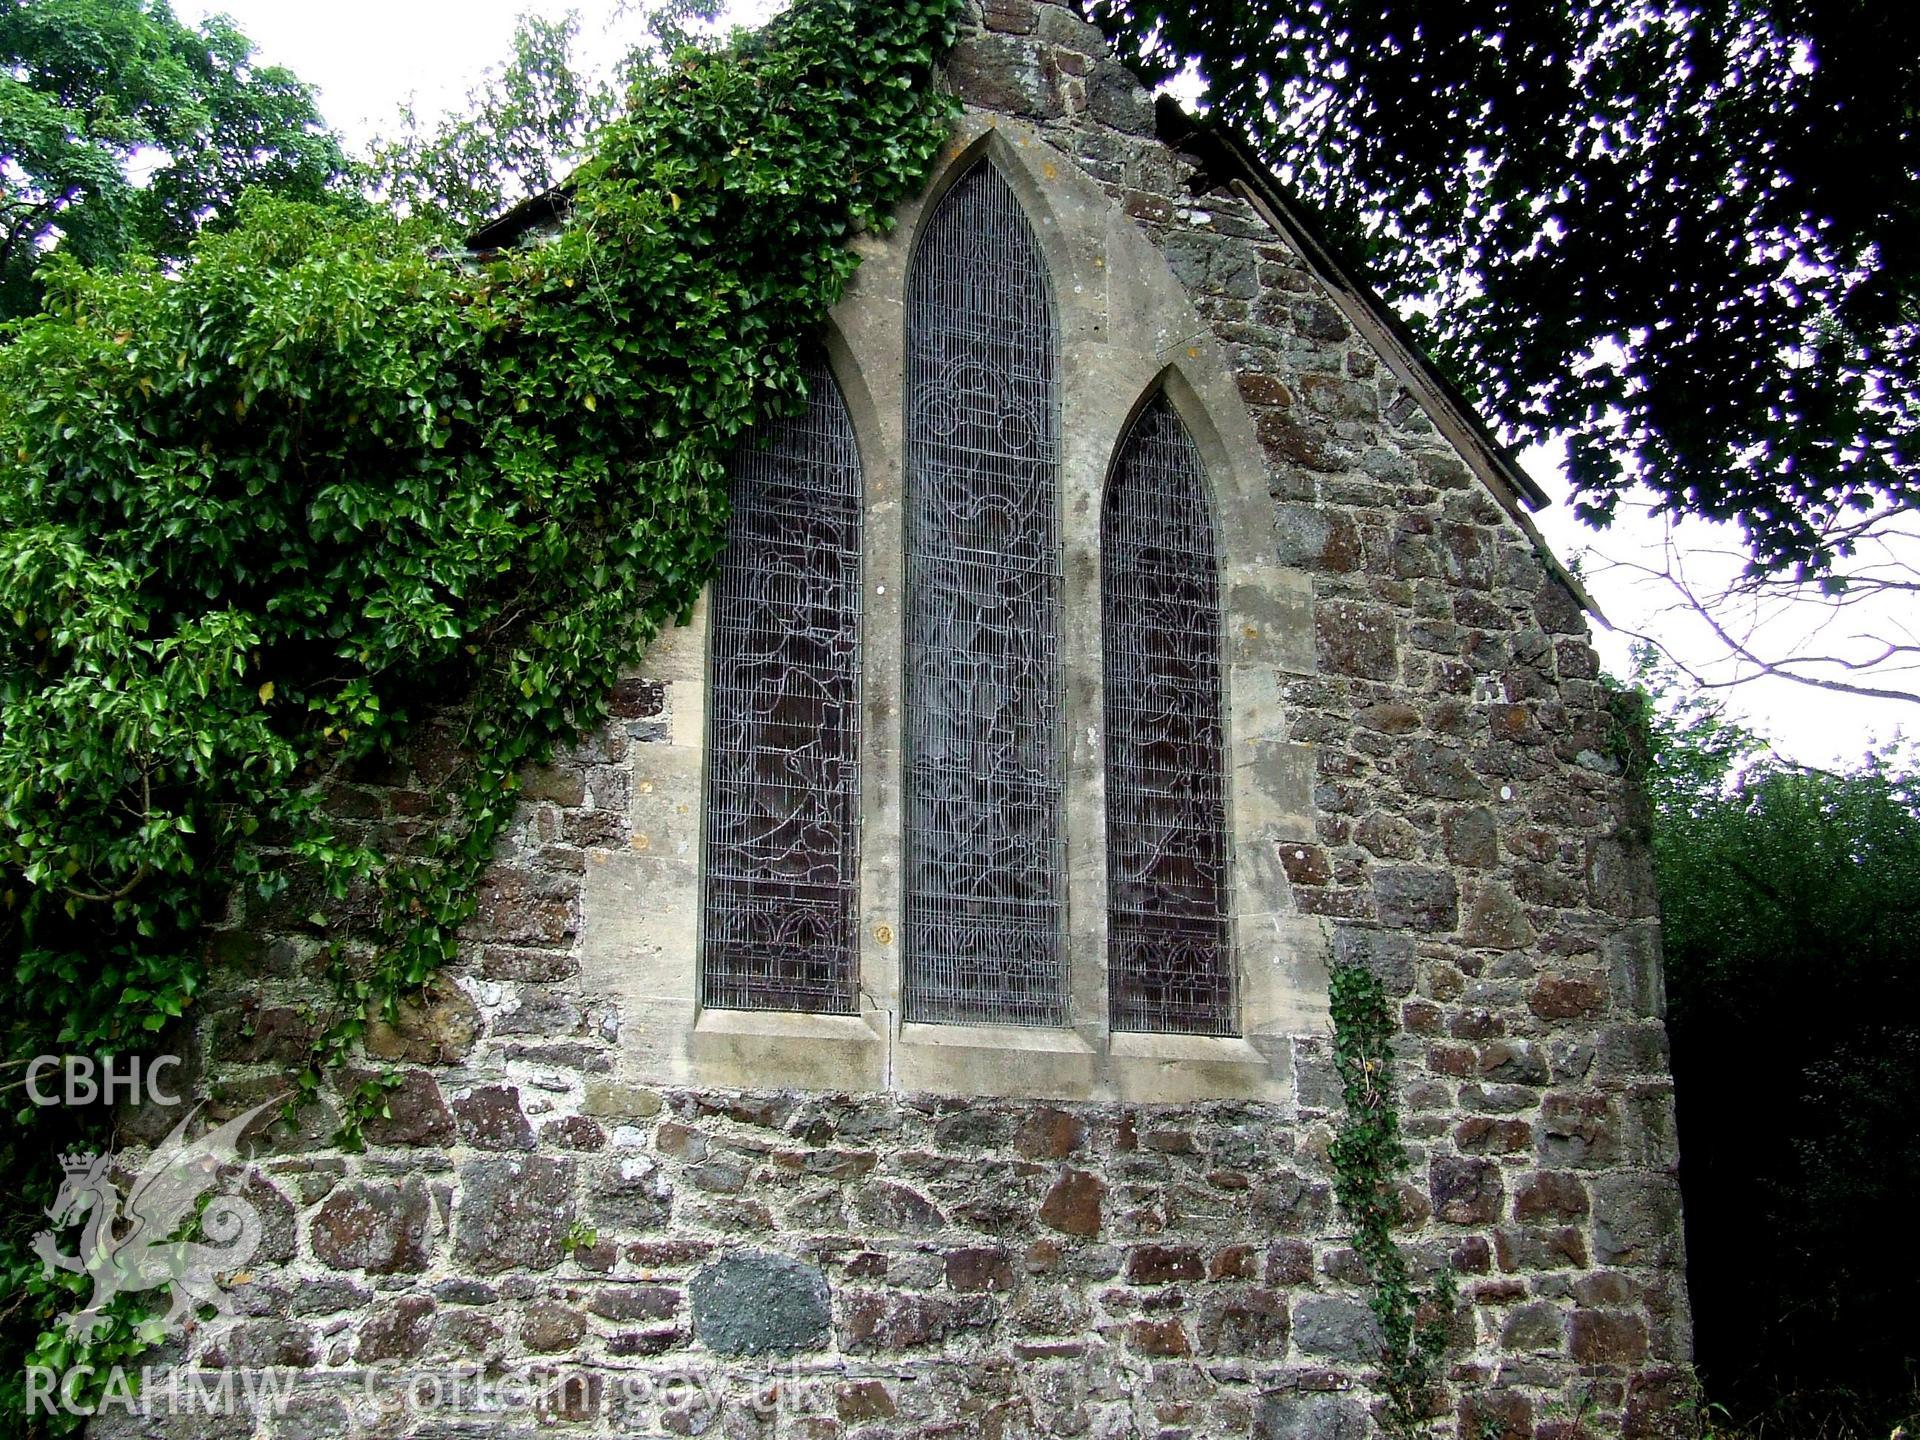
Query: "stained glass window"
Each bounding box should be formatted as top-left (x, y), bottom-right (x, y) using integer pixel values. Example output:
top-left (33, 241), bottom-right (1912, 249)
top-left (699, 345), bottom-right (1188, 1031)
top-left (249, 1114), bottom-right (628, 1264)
top-left (700, 354), bottom-right (862, 1014)
top-left (903, 161), bottom-right (1065, 1027)
top-left (1103, 395), bottom-right (1235, 1035)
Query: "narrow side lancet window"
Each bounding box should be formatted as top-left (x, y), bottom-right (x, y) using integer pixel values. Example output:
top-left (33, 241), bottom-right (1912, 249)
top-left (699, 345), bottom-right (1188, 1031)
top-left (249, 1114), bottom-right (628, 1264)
top-left (1103, 393), bottom-right (1235, 1036)
top-left (701, 352), bottom-right (863, 1015)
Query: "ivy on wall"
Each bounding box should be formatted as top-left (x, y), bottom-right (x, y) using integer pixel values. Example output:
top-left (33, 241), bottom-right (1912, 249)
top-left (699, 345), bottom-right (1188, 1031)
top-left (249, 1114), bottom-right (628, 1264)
top-left (0, 2), bottom-right (1449, 1425)
top-left (1328, 961), bottom-right (1457, 1434)
top-left (0, 0), bottom-right (961, 1418)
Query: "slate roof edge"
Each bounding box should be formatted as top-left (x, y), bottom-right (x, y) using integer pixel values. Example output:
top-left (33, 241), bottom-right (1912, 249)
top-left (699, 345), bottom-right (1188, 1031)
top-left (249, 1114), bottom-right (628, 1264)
top-left (464, 184), bottom-right (575, 254)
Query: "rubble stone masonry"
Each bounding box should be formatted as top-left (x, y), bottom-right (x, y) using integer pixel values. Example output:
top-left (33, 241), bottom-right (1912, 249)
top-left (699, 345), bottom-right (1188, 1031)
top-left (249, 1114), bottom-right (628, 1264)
top-left (123, 4), bottom-right (1690, 1436)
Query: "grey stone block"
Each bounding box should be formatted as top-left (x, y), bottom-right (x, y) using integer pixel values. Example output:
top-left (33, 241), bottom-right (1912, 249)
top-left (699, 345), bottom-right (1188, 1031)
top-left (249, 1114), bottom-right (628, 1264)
top-left (1256, 1393), bottom-right (1372, 1440)
top-left (1332, 926), bottom-right (1417, 996)
top-left (1088, 59), bottom-right (1157, 135)
top-left (1606, 921), bottom-right (1668, 1018)
top-left (1592, 1173), bottom-right (1684, 1267)
top-left (1375, 866), bottom-right (1460, 932)
top-left (690, 1250), bottom-right (832, 1355)
top-left (454, 1155), bottom-right (577, 1273)
top-left (1291, 1294), bottom-right (1381, 1363)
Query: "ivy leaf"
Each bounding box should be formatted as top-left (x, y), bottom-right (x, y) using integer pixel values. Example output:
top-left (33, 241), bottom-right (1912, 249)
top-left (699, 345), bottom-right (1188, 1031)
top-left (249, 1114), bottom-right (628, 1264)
top-left (0, 0), bottom-right (967, 1404)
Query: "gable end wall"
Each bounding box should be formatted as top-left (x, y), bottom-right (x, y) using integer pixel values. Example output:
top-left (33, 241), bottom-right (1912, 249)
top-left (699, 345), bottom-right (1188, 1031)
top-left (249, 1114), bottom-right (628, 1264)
top-left (151, 5), bottom-right (1690, 1437)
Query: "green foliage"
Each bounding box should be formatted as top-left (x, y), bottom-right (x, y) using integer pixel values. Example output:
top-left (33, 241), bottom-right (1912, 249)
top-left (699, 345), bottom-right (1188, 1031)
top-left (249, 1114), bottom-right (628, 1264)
top-left (1327, 961), bottom-right (1456, 1435)
top-left (1602, 643), bottom-right (1767, 808)
top-left (0, 0), bottom-right (348, 320)
top-left (1088, 0), bottom-right (1920, 577)
top-left (363, 11), bottom-right (627, 234)
top-left (361, 4), bottom-right (781, 237)
top-left (1628, 652), bottom-right (1768, 817)
top-left (1641, 679), bottom-right (1920, 1439)
top-left (1601, 672), bottom-right (1658, 790)
top-left (0, 0), bottom-right (962, 1424)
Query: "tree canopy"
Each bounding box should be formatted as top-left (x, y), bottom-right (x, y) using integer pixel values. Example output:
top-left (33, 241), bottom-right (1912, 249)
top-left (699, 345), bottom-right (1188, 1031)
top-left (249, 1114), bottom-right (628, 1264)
top-left (1088, 0), bottom-right (1920, 578)
top-left (363, 13), bottom-right (621, 233)
top-left (363, 2), bottom-right (730, 235)
top-left (0, 0), bottom-right (347, 320)
top-left (1622, 664), bottom-right (1920, 1435)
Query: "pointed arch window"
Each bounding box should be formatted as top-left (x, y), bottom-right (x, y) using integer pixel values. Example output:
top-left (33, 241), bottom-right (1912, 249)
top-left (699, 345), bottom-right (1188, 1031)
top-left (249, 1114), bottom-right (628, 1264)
top-left (902, 160), bottom-right (1065, 1027)
top-left (700, 354), bottom-right (863, 1014)
top-left (1103, 394), bottom-right (1234, 1035)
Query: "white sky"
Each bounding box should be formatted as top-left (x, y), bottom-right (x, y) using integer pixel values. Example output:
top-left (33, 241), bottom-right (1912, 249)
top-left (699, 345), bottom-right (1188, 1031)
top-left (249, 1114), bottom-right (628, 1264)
top-left (179, 0), bottom-right (785, 148)
top-left (1523, 452), bottom-right (1912, 770)
top-left (183, 0), bottom-right (1910, 771)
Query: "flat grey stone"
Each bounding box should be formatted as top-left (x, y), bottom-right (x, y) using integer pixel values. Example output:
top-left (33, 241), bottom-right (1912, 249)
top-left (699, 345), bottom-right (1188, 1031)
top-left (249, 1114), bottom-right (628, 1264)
top-left (690, 1250), bottom-right (831, 1356)
top-left (1291, 1294), bottom-right (1382, 1364)
top-left (1256, 1393), bottom-right (1373, 1440)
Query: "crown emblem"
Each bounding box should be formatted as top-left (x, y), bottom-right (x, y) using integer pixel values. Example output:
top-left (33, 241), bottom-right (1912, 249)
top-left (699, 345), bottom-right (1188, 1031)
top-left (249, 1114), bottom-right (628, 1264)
top-left (58, 1150), bottom-right (99, 1176)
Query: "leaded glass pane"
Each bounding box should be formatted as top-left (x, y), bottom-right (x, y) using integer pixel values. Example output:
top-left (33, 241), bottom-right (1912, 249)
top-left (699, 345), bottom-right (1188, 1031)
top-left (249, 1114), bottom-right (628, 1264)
top-left (701, 354), bottom-right (862, 1014)
top-left (903, 161), bottom-right (1065, 1027)
top-left (1104, 395), bottom-right (1235, 1035)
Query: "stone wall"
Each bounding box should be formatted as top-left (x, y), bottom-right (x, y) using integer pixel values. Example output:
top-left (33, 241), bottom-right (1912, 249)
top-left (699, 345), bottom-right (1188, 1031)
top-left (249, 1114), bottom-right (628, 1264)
top-left (125, 3), bottom-right (1691, 1436)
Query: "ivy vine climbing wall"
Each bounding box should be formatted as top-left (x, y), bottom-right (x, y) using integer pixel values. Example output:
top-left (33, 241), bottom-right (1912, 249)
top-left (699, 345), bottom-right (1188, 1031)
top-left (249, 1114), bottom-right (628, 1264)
top-left (0, 0), bottom-right (962, 1416)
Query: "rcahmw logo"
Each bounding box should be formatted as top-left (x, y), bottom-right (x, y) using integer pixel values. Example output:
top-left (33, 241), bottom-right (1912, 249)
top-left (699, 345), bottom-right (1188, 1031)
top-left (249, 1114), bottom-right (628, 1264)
top-left (31, 1096), bottom-right (281, 1344)
top-left (24, 1366), bottom-right (298, 1419)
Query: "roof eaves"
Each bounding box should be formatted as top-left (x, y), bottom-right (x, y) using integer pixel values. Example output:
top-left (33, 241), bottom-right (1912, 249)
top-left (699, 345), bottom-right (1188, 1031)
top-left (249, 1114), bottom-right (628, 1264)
top-left (464, 183), bottom-right (575, 253)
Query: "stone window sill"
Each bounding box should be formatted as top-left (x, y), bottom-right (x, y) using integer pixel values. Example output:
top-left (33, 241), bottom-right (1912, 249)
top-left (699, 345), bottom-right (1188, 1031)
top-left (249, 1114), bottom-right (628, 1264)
top-left (894, 1021), bottom-right (1098, 1101)
top-left (1104, 1030), bottom-right (1288, 1105)
top-left (688, 1006), bottom-right (886, 1093)
top-left (645, 1006), bottom-right (1292, 1106)
top-left (896, 1021), bottom-right (1097, 1055)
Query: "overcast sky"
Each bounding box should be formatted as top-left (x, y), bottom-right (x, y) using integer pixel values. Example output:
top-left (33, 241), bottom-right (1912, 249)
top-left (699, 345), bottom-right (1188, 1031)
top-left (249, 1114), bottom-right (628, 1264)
top-left (180, 0), bottom-right (1909, 771)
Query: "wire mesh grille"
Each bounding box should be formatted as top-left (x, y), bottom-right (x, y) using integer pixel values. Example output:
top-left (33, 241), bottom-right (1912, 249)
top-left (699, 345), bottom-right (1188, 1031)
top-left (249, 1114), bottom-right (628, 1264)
top-left (903, 160), bottom-right (1065, 1027)
top-left (700, 353), bottom-right (862, 1014)
top-left (1103, 395), bottom-right (1235, 1035)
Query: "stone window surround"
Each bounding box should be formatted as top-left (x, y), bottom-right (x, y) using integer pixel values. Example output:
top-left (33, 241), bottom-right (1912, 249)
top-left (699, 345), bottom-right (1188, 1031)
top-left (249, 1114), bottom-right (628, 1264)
top-left (580, 118), bottom-right (1331, 1104)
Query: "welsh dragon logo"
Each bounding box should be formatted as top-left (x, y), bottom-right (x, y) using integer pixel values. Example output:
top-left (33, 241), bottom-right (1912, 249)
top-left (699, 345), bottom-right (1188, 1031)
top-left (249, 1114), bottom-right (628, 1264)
top-left (33, 1098), bottom-right (281, 1340)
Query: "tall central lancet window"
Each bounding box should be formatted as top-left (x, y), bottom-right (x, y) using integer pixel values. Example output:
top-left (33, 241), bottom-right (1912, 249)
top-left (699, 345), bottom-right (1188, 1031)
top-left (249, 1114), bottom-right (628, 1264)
top-left (903, 159), bottom-right (1065, 1027)
top-left (1103, 394), bottom-right (1235, 1035)
top-left (700, 353), bottom-right (863, 1015)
